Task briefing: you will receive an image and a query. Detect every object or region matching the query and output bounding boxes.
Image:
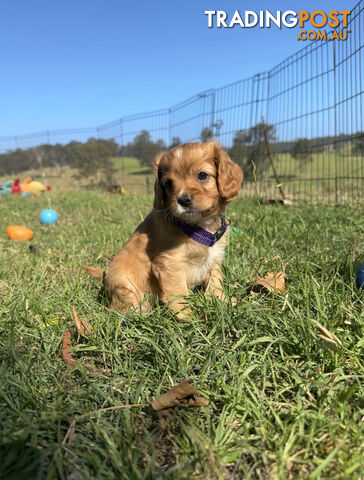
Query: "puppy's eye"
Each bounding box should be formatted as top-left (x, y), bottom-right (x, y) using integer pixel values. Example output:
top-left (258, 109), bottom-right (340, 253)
top-left (164, 179), bottom-right (173, 189)
top-left (197, 172), bottom-right (209, 181)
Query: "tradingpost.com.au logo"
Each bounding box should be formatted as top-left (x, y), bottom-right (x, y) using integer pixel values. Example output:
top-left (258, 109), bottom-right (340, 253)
top-left (205, 10), bottom-right (351, 41)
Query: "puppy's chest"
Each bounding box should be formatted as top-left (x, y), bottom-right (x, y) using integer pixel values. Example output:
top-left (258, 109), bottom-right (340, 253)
top-left (186, 242), bottom-right (226, 288)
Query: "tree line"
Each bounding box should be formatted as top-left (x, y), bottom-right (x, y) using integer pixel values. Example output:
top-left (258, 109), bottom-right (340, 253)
top-left (0, 127), bottom-right (362, 181)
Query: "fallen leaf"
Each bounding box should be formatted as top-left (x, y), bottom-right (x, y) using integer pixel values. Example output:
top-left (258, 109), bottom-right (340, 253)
top-left (151, 380), bottom-right (209, 412)
top-left (67, 381), bottom-right (207, 433)
top-left (251, 269), bottom-right (286, 295)
top-left (72, 307), bottom-right (94, 341)
top-left (151, 381), bottom-right (196, 411)
top-left (61, 329), bottom-right (110, 374)
top-left (62, 330), bottom-right (78, 367)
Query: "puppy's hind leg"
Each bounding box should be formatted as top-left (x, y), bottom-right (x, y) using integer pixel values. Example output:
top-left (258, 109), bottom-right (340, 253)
top-left (107, 280), bottom-right (151, 313)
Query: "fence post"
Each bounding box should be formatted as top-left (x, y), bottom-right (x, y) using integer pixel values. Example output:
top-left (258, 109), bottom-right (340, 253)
top-left (119, 118), bottom-right (125, 176)
top-left (332, 41), bottom-right (339, 205)
top-left (250, 73), bottom-right (260, 127)
top-left (210, 89), bottom-right (216, 133)
top-left (145, 176), bottom-right (150, 195)
top-left (168, 108), bottom-right (171, 147)
top-left (119, 118), bottom-right (123, 146)
top-left (266, 71), bottom-right (271, 126)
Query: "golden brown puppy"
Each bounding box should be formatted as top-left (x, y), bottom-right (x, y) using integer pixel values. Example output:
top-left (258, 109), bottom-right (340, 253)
top-left (84, 141), bottom-right (243, 320)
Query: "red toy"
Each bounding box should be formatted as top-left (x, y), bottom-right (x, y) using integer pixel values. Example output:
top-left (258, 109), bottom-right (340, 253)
top-left (46, 185), bottom-right (51, 191)
top-left (11, 178), bottom-right (21, 194)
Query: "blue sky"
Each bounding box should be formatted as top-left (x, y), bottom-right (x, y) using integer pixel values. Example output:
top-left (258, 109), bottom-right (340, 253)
top-left (0, 0), bottom-right (356, 135)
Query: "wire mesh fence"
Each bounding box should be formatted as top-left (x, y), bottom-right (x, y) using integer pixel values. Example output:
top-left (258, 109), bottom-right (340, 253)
top-left (1, 0), bottom-right (363, 203)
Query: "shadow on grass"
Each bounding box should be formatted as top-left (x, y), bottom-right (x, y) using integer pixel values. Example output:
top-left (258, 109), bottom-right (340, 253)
top-left (130, 169), bottom-right (153, 176)
top-left (97, 282), bottom-right (110, 308)
top-left (0, 433), bottom-right (44, 480)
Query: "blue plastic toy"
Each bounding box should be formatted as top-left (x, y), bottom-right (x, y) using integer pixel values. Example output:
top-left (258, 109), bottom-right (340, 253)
top-left (1, 180), bottom-right (14, 196)
top-left (22, 191), bottom-right (31, 197)
top-left (2, 180), bottom-right (13, 188)
top-left (40, 209), bottom-right (58, 224)
top-left (356, 264), bottom-right (364, 289)
top-left (1, 188), bottom-right (11, 196)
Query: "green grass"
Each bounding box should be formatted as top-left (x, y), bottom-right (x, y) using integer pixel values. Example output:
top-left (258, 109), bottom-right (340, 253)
top-left (112, 156), bottom-right (152, 175)
top-left (260, 153), bottom-right (364, 203)
top-left (272, 152), bottom-right (364, 181)
top-left (0, 191), bottom-right (363, 479)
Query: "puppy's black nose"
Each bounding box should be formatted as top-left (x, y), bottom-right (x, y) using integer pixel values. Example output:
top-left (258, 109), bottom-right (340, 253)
top-left (177, 194), bottom-right (192, 207)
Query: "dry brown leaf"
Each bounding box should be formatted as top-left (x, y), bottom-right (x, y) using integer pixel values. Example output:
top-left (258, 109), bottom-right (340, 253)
top-left (151, 381), bottom-right (209, 412)
top-left (72, 307), bottom-right (94, 341)
top-left (62, 330), bottom-right (78, 367)
top-left (67, 381), bottom-right (207, 433)
top-left (251, 269), bottom-right (286, 295)
top-left (62, 329), bottom-right (110, 375)
top-left (175, 397), bottom-right (210, 407)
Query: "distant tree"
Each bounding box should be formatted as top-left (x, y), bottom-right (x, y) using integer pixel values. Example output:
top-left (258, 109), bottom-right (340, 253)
top-left (200, 127), bottom-right (214, 142)
top-left (28, 145), bottom-right (49, 169)
top-left (246, 122), bottom-right (274, 180)
top-left (72, 138), bottom-right (117, 181)
top-left (228, 130), bottom-right (250, 169)
top-left (169, 136), bottom-right (182, 149)
top-left (291, 138), bottom-right (312, 171)
top-left (352, 132), bottom-right (364, 155)
top-left (0, 149), bottom-right (30, 174)
top-left (229, 123), bottom-right (276, 180)
top-left (129, 130), bottom-right (167, 167)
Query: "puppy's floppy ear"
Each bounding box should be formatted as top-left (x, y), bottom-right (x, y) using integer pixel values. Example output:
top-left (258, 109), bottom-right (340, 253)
top-left (214, 143), bottom-right (243, 203)
top-left (153, 153), bottom-right (165, 210)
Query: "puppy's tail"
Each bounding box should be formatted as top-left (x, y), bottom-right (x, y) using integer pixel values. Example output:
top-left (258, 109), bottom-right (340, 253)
top-left (81, 265), bottom-right (104, 280)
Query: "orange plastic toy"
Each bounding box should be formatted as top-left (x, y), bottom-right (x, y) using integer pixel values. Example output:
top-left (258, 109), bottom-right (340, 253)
top-left (6, 225), bottom-right (34, 241)
top-left (20, 177), bottom-right (33, 194)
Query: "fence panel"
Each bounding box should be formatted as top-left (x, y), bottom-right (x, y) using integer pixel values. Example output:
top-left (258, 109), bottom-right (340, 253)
top-left (98, 109), bottom-right (169, 146)
top-left (0, 0), bottom-right (363, 203)
top-left (215, 73), bottom-right (270, 147)
top-left (169, 91), bottom-right (215, 143)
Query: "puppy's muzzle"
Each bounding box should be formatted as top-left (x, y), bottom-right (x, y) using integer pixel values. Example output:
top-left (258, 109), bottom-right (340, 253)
top-left (177, 194), bottom-right (192, 207)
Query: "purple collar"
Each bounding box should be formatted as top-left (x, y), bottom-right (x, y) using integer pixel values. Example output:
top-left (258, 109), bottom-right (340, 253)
top-left (177, 216), bottom-right (230, 247)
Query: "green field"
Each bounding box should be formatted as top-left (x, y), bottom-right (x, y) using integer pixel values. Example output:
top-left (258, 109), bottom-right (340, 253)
top-left (0, 191), bottom-right (363, 479)
top-left (271, 152), bottom-right (364, 180)
top-left (1, 152), bottom-right (362, 203)
top-left (252, 152), bottom-right (363, 204)
top-left (0, 157), bottom-right (154, 196)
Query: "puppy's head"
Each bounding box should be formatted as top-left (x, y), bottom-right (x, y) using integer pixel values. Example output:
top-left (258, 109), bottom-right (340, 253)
top-left (154, 141), bottom-right (243, 223)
